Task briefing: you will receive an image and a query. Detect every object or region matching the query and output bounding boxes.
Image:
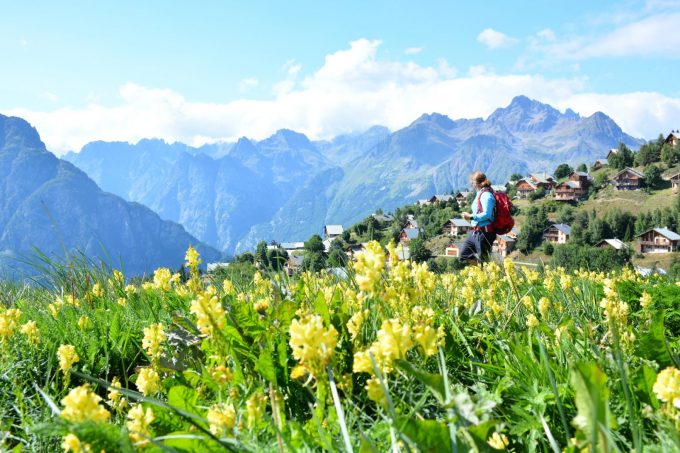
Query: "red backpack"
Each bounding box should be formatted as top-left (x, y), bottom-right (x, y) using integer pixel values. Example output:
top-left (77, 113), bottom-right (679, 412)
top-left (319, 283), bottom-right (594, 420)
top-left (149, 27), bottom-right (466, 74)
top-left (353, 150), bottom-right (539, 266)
top-left (477, 188), bottom-right (515, 235)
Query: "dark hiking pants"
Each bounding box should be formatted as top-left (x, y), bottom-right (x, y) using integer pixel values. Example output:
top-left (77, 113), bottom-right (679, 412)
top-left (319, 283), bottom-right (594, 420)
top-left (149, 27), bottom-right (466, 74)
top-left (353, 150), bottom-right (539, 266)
top-left (459, 230), bottom-right (497, 262)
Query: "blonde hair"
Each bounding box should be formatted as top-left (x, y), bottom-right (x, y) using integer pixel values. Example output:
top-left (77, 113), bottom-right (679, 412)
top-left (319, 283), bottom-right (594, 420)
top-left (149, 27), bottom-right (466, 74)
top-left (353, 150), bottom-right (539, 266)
top-left (470, 171), bottom-right (492, 188)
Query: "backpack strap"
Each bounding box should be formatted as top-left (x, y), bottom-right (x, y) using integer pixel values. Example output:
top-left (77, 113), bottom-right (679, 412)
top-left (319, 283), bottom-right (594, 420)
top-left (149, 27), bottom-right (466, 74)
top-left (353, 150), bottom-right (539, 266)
top-left (476, 187), bottom-right (494, 213)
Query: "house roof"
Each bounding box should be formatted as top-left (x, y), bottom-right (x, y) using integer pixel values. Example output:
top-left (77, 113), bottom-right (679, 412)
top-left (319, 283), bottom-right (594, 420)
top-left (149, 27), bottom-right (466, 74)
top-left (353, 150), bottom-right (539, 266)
top-left (433, 194), bottom-right (455, 201)
top-left (669, 172), bottom-right (680, 181)
top-left (516, 178), bottom-right (538, 189)
top-left (281, 242), bottom-right (305, 250)
top-left (557, 181), bottom-right (581, 189)
top-left (596, 238), bottom-right (628, 250)
top-left (546, 223), bottom-right (572, 235)
top-left (510, 226), bottom-right (520, 235)
top-left (288, 254), bottom-right (305, 266)
top-left (455, 191), bottom-right (471, 198)
top-left (417, 199), bottom-right (431, 205)
top-left (613, 167), bottom-right (645, 179)
top-left (497, 235), bottom-right (515, 243)
top-left (405, 219), bottom-right (419, 228)
top-left (446, 241), bottom-right (466, 249)
top-left (572, 171), bottom-right (589, 177)
top-left (324, 225), bottom-right (344, 235)
top-left (372, 213), bottom-right (394, 222)
top-left (594, 158), bottom-right (608, 165)
top-left (637, 227), bottom-right (680, 241)
top-left (530, 172), bottom-right (555, 184)
top-left (402, 228), bottom-right (420, 239)
top-left (447, 218), bottom-right (471, 227)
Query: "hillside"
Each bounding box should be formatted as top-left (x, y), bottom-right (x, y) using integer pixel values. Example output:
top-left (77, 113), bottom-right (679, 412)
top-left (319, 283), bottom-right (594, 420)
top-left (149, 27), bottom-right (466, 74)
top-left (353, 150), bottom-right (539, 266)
top-left (0, 115), bottom-right (221, 278)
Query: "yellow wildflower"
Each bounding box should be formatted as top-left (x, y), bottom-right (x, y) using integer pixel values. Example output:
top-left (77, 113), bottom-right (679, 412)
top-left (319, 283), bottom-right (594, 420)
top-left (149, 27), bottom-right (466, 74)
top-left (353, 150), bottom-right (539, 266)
top-left (414, 324), bottom-right (445, 356)
top-left (126, 404), bottom-right (155, 445)
top-left (61, 433), bottom-right (91, 453)
top-left (207, 403), bottom-right (236, 436)
top-left (60, 384), bottom-right (111, 423)
top-left (289, 315), bottom-right (338, 376)
top-left (185, 245), bottom-right (202, 269)
top-left (291, 365), bottom-right (307, 380)
top-left (109, 269), bottom-right (125, 289)
top-left (526, 314), bottom-right (539, 329)
top-left (366, 377), bottom-right (388, 408)
top-left (152, 268), bottom-right (173, 291)
top-left (90, 282), bottom-right (104, 298)
top-left (222, 279), bottom-right (235, 295)
top-left (57, 344), bottom-right (79, 374)
top-left (48, 299), bottom-right (64, 318)
top-left (254, 298), bottom-right (270, 314)
top-left (207, 364), bottom-right (232, 384)
top-left (77, 315), bottom-right (91, 331)
top-left (125, 284), bottom-right (136, 297)
top-left (142, 323), bottom-right (166, 360)
top-left (20, 321), bottom-right (40, 344)
top-left (246, 392), bottom-right (267, 429)
top-left (347, 310), bottom-right (369, 341)
top-left (639, 291), bottom-right (653, 308)
top-left (117, 297), bottom-right (127, 307)
top-left (136, 367), bottom-right (161, 396)
top-left (0, 308), bottom-right (21, 341)
top-left (487, 432), bottom-right (509, 450)
top-left (653, 367), bottom-right (680, 409)
top-left (354, 241), bottom-right (385, 295)
top-left (376, 319), bottom-right (413, 362)
top-left (190, 288), bottom-right (225, 336)
top-left (64, 295), bottom-right (80, 307)
top-left (108, 376), bottom-right (128, 411)
top-left (538, 297), bottom-right (550, 318)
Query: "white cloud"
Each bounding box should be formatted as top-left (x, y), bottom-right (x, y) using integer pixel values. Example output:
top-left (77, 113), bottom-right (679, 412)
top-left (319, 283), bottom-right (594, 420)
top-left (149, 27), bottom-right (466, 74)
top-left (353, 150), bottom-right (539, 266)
top-left (239, 77), bottom-right (259, 92)
top-left (4, 39), bottom-right (678, 154)
top-left (404, 47), bottom-right (423, 55)
top-left (42, 92), bottom-right (59, 102)
top-left (477, 28), bottom-right (519, 49)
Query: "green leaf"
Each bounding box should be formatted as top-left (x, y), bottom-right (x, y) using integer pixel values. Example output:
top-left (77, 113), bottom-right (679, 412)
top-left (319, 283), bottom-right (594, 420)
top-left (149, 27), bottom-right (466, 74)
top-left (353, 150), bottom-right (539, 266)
top-left (395, 416), bottom-right (452, 453)
top-left (167, 385), bottom-right (200, 416)
top-left (394, 359), bottom-right (445, 403)
top-left (570, 362), bottom-right (616, 451)
top-left (632, 364), bottom-right (659, 409)
top-left (256, 347), bottom-right (277, 384)
top-left (636, 312), bottom-right (673, 368)
top-left (314, 291), bottom-right (331, 324)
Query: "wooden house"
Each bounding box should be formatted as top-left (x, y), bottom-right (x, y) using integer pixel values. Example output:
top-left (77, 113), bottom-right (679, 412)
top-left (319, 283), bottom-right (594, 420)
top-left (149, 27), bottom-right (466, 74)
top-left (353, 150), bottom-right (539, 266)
top-left (543, 224), bottom-right (571, 244)
top-left (455, 191), bottom-right (471, 206)
top-left (635, 227), bottom-right (680, 253)
top-left (399, 228), bottom-right (420, 246)
top-left (403, 215), bottom-right (419, 230)
top-left (595, 239), bottom-right (628, 250)
top-left (592, 158), bottom-right (608, 170)
top-left (515, 179), bottom-right (539, 199)
top-left (554, 171), bottom-right (591, 201)
top-left (324, 225), bottom-right (344, 240)
top-left (506, 226), bottom-right (520, 240)
top-left (530, 173), bottom-right (556, 190)
top-left (492, 235), bottom-right (516, 258)
top-left (442, 218), bottom-right (471, 236)
top-left (612, 168), bottom-right (645, 191)
top-left (430, 194), bottom-right (455, 203)
top-left (444, 242), bottom-right (465, 257)
top-left (285, 254), bottom-right (305, 275)
top-left (664, 132), bottom-right (680, 147)
top-left (670, 172), bottom-right (680, 194)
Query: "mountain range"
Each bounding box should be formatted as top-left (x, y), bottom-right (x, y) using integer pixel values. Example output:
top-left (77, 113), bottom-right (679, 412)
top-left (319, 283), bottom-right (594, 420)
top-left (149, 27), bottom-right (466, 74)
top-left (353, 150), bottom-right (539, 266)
top-left (0, 114), bottom-right (221, 278)
top-left (63, 96), bottom-right (643, 254)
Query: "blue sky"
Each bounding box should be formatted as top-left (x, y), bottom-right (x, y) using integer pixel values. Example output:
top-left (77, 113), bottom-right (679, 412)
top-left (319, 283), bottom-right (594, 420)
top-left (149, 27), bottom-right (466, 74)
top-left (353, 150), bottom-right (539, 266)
top-left (2, 0), bottom-right (680, 153)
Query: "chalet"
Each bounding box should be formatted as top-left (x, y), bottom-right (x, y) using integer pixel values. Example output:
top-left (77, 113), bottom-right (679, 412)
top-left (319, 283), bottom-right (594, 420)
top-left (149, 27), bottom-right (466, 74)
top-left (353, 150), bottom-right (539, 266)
top-left (324, 225), bottom-right (344, 240)
top-left (506, 226), bottom-right (520, 240)
top-left (612, 167), bottom-right (645, 191)
top-left (543, 224), bottom-right (571, 244)
top-left (442, 218), bottom-right (471, 236)
top-left (592, 158), bottom-right (608, 170)
top-left (280, 242), bottom-right (305, 252)
top-left (285, 254), bottom-right (305, 275)
top-left (664, 132), bottom-right (680, 147)
top-left (492, 235), bottom-right (516, 258)
top-left (345, 243), bottom-right (368, 260)
top-left (399, 228), bottom-right (420, 246)
top-left (430, 194), bottom-right (455, 203)
top-left (266, 240), bottom-right (281, 251)
top-left (635, 227), bottom-right (680, 253)
top-left (372, 213), bottom-right (394, 223)
top-left (530, 173), bottom-right (556, 189)
top-left (404, 215), bottom-right (419, 229)
top-left (606, 148), bottom-right (618, 160)
top-left (595, 239), bottom-right (628, 250)
top-left (670, 172), bottom-right (680, 194)
top-left (554, 171), bottom-right (592, 201)
top-left (444, 242), bottom-right (465, 258)
top-left (455, 191), bottom-right (471, 206)
top-left (515, 178), bottom-right (539, 199)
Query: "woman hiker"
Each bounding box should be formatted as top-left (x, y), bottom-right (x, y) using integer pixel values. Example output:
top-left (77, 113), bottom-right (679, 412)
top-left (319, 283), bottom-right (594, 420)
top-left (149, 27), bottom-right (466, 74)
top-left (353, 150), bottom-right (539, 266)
top-left (460, 171), bottom-right (497, 266)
